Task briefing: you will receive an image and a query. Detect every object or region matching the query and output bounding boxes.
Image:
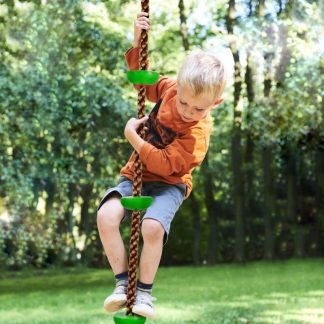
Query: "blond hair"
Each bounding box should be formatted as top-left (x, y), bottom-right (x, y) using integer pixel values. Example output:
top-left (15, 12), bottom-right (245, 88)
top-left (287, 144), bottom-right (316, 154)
top-left (177, 49), bottom-right (227, 100)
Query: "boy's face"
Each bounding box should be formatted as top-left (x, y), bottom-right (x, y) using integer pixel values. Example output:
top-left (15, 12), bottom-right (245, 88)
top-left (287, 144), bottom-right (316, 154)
top-left (176, 85), bottom-right (222, 123)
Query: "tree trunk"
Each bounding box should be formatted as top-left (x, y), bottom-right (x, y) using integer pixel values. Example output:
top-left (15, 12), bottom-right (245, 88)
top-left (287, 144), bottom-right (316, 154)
top-left (32, 178), bottom-right (42, 210)
top-left (226, 0), bottom-right (235, 34)
top-left (178, 0), bottom-right (189, 51)
top-left (45, 179), bottom-right (56, 216)
top-left (244, 134), bottom-right (254, 237)
top-left (232, 46), bottom-right (245, 262)
top-left (315, 61), bottom-right (324, 255)
top-left (262, 146), bottom-right (276, 259)
top-left (286, 144), bottom-right (297, 224)
top-left (244, 54), bottom-right (255, 249)
top-left (79, 183), bottom-right (93, 236)
top-left (277, 0), bottom-right (283, 15)
top-left (262, 66), bottom-right (276, 260)
top-left (202, 154), bottom-right (219, 264)
top-left (189, 192), bottom-right (201, 265)
top-left (80, 183), bottom-right (94, 265)
top-left (256, 0), bottom-right (265, 16)
top-left (315, 144), bottom-right (324, 255)
top-left (227, 0), bottom-right (245, 263)
top-left (286, 144), bottom-right (305, 257)
top-left (64, 182), bottom-right (78, 263)
top-left (232, 126), bottom-right (245, 263)
top-left (248, 0), bottom-right (253, 17)
top-left (294, 226), bottom-right (306, 258)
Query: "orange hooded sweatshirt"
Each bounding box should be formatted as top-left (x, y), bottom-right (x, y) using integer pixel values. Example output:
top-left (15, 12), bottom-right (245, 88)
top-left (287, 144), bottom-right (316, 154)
top-left (120, 47), bottom-right (213, 197)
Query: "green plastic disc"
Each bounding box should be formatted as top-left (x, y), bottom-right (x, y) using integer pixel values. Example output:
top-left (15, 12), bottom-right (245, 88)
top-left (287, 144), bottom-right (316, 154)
top-left (113, 312), bottom-right (146, 324)
top-left (120, 196), bottom-right (153, 211)
top-left (127, 70), bottom-right (159, 85)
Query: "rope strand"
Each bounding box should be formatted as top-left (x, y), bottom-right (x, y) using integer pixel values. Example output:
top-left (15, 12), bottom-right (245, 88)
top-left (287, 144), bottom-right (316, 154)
top-left (126, 0), bottom-right (150, 315)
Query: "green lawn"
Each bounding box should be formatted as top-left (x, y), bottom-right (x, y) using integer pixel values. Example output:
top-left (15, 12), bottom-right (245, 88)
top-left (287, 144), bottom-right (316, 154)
top-left (1, 259), bottom-right (324, 323)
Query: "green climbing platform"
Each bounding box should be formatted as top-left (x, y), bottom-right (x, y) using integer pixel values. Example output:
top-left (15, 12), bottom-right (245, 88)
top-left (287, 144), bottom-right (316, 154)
top-left (127, 70), bottom-right (159, 85)
top-left (113, 312), bottom-right (146, 324)
top-left (120, 196), bottom-right (153, 210)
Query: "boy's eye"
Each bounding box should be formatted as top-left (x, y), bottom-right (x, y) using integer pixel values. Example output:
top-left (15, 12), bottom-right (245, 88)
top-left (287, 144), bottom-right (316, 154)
top-left (180, 101), bottom-right (187, 106)
top-left (196, 108), bottom-right (204, 112)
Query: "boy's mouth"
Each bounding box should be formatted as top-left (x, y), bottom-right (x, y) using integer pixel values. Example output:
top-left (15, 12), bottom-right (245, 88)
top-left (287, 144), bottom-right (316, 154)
top-left (182, 116), bottom-right (193, 122)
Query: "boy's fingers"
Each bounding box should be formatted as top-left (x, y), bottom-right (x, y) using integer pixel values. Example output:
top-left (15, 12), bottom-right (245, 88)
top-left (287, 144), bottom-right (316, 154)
top-left (137, 18), bottom-right (150, 25)
top-left (138, 17), bottom-right (149, 22)
top-left (136, 22), bottom-right (150, 29)
top-left (138, 19), bottom-right (150, 25)
top-left (137, 12), bottom-right (149, 17)
top-left (140, 116), bottom-right (149, 122)
top-left (137, 116), bottom-right (149, 125)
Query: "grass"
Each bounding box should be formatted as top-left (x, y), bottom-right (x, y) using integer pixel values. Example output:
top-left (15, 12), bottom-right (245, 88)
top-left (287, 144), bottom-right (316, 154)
top-left (1, 259), bottom-right (324, 323)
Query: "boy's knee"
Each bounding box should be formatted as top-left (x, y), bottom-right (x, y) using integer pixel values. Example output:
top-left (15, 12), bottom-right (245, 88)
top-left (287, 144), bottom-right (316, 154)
top-left (97, 198), bottom-right (123, 230)
top-left (141, 219), bottom-right (165, 242)
top-left (97, 210), bottom-right (120, 231)
top-left (97, 208), bottom-right (108, 226)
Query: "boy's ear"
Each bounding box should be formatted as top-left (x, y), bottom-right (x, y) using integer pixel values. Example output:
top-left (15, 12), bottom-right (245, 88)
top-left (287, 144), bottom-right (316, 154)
top-left (212, 98), bottom-right (223, 108)
top-left (214, 98), bottom-right (223, 106)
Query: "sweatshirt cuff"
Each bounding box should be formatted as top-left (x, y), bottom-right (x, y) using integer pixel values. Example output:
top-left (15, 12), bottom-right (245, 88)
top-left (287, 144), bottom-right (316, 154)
top-left (139, 142), bottom-right (155, 164)
top-left (125, 47), bottom-right (140, 70)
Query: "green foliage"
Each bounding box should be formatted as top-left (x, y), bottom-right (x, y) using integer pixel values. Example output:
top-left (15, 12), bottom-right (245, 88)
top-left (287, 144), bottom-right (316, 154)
top-left (0, 0), bottom-right (323, 268)
top-left (0, 1), bottom-right (132, 268)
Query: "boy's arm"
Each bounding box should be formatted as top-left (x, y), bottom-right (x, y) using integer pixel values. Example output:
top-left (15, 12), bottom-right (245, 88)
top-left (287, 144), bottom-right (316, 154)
top-left (139, 129), bottom-right (209, 176)
top-left (125, 117), bottom-right (211, 176)
top-left (127, 12), bottom-right (175, 103)
top-left (133, 12), bottom-right (149, 48)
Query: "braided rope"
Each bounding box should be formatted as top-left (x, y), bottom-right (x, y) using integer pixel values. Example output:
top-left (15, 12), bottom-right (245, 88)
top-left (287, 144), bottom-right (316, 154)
top-left (126, 0), bottom-right (149, 315)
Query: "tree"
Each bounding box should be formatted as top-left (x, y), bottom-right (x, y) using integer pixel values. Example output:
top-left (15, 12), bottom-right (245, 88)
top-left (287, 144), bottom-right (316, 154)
top-left (226, 0), bottom-right (245, 263)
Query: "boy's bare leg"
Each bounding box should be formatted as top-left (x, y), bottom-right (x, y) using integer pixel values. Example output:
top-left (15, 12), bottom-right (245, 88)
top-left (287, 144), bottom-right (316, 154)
top-left (139, 218), bottom-right (165, 284)
top-left (97, 194), bottom-right (128, 275)
top-left (132, 218), bottom-right (164, 318)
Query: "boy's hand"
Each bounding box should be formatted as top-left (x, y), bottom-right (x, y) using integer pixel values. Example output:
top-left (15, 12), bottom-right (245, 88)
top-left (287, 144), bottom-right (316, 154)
top-left (124, 116), bottom-right (148, 136)
top-left (133, 12), bottom-right (150, 47)
top-left (124, 116), bottom-right (149, 153)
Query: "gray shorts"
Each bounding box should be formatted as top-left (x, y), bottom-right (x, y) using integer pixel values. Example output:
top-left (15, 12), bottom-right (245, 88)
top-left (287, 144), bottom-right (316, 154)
top-left (97, 177), bottom-right (186, 244)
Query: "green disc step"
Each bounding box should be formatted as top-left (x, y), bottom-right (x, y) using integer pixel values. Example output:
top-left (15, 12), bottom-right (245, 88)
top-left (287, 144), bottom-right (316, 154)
top-left (120, 196), bottom-right (153, 210)
top-left (127, 70), bottom-right (159, 85)
top-left (113, 312), bottom-right (146, 324)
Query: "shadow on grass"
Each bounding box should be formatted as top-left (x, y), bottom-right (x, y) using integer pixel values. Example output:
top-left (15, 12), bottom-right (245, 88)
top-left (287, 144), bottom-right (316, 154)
top-left (155, 290), bottom-right (324, 324)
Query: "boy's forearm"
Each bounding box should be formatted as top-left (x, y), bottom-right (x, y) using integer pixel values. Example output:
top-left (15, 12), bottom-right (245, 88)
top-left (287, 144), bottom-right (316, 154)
top-left (133, 25), bottom-right (141, 47)
top-left (133, 22), bottom-right (142, 48)
top-left (133, 12), bottom-right (149, 48)
top-left (125, 129), bottom-right (145, 154)
top-left (133, 38), bottom-right (140, 48)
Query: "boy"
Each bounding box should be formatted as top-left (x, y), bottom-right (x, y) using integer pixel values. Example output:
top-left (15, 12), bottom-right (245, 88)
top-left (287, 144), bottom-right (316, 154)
top-left (97, 12), bottom-right (226, 319)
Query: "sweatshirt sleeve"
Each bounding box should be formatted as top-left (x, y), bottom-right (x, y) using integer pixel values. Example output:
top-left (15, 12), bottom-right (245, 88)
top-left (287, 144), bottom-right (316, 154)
top-left (125, 47), bottom-right (176, 103)
top-left (139, 127), bottom-right (210, 177)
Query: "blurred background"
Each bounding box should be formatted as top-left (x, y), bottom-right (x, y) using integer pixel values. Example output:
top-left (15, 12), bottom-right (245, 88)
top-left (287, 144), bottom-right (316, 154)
top-left (0, 0), bottom-right (323, 271)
